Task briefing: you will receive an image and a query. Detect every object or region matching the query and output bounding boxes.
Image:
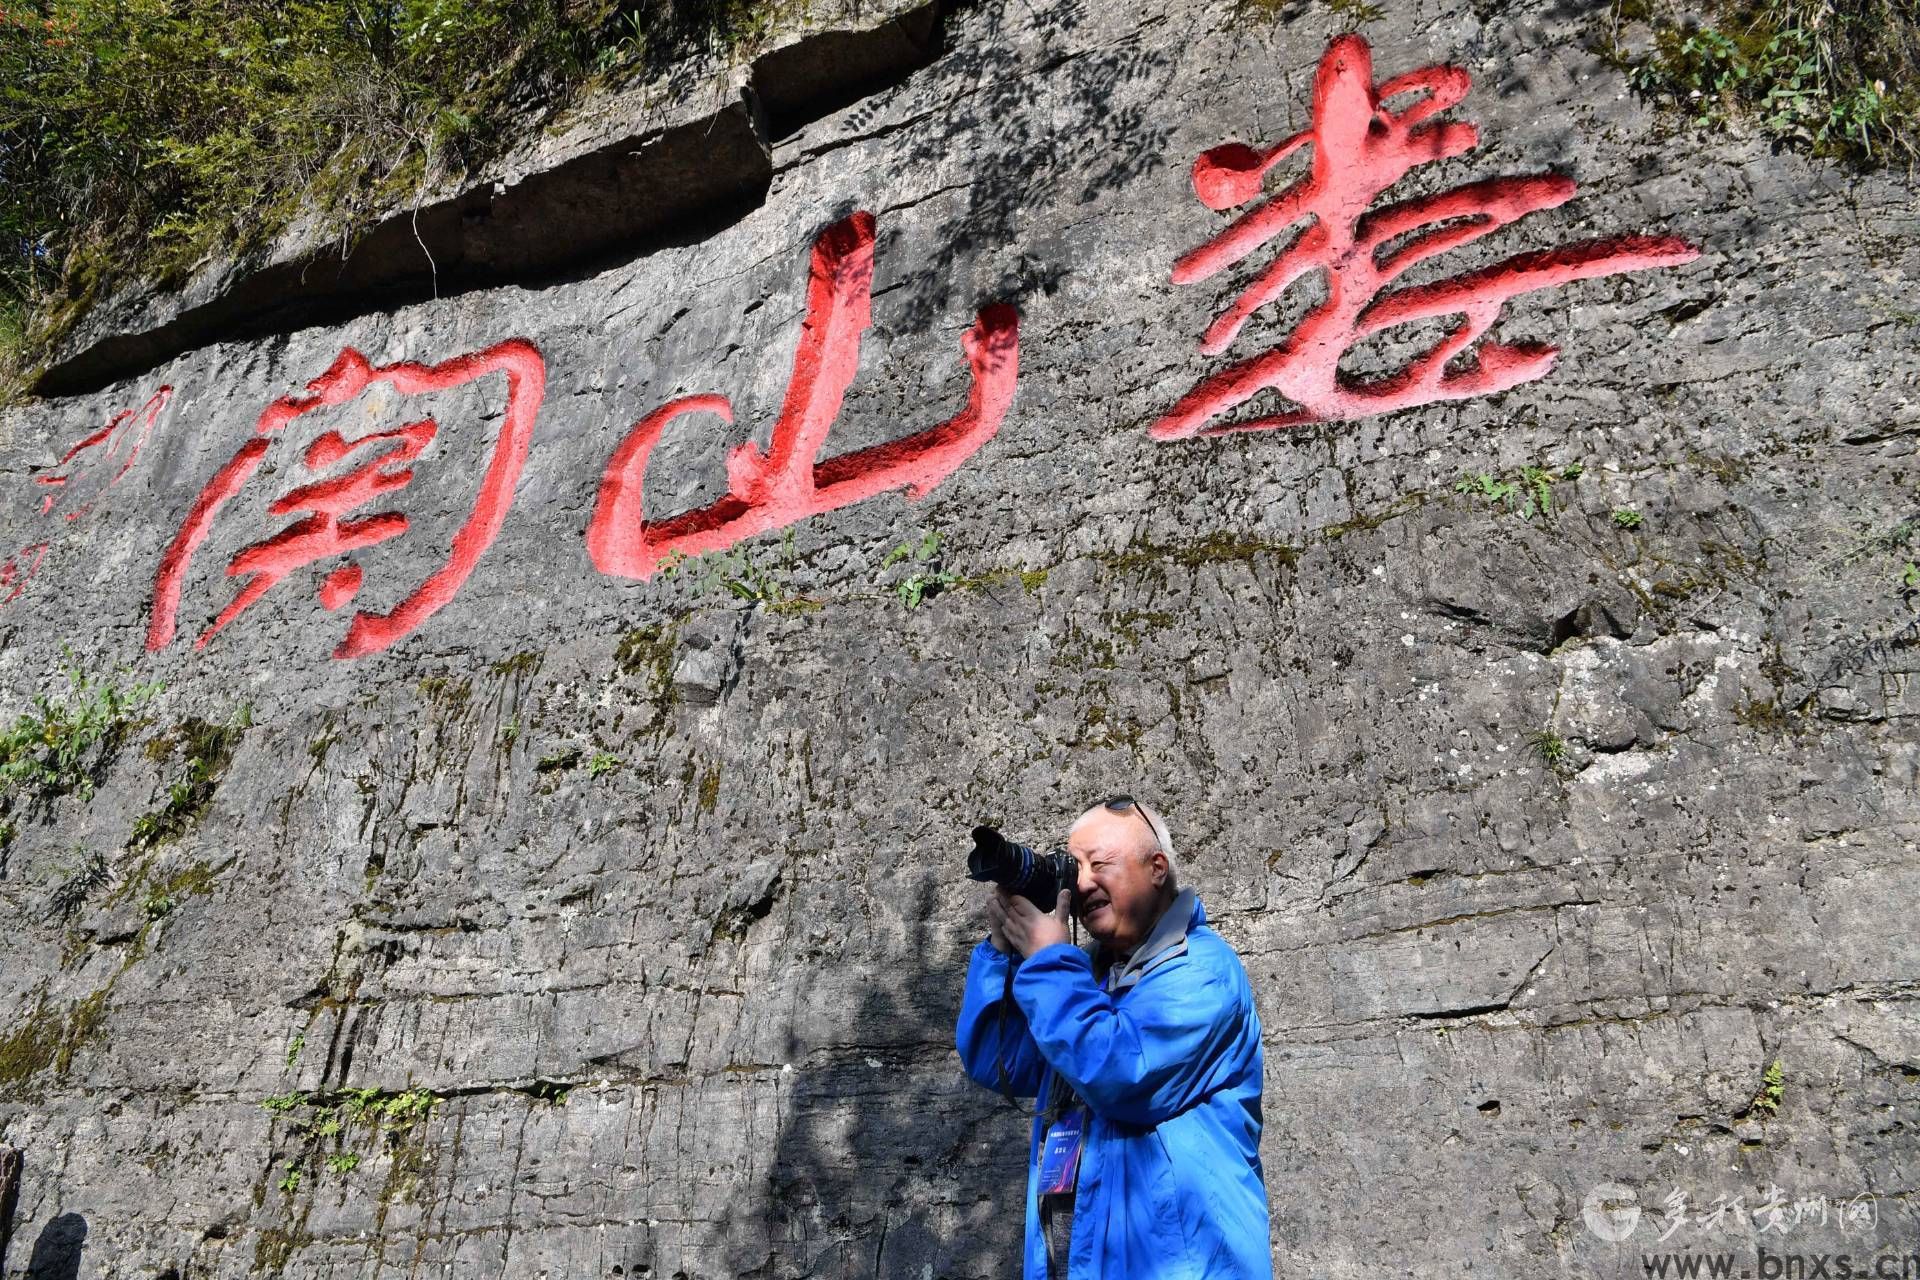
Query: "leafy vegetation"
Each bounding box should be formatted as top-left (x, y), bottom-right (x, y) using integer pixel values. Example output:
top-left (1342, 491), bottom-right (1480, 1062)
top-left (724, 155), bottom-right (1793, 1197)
top-left (1454, 463), bottom-right (1583, 522)
top-left (1528, 729), bottom-right (1570, 772)
top-left (880, 530), bottom-right (959, 608)
top-left (659, 535), bottom-right (801, 604)
top-left (0, 655), bottom-right (161, 809)
top-left (1601, 0), bottom-right (1919, 166)
top-left (0, 0), bottom-right (793, 396)
top-left (1750, 1058), bottom-right (1786, 1115)
top-left (1612, 507), bottom-right (1645, 529)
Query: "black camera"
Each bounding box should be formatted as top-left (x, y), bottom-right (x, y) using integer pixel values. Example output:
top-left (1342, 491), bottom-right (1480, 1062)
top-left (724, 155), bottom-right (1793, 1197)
top-left (969, 825), bottom-right (1076, 909)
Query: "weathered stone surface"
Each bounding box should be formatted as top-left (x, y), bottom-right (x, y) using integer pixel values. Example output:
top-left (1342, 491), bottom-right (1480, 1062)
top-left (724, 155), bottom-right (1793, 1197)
top-left (2, 0), bottom-right (1918, 1277)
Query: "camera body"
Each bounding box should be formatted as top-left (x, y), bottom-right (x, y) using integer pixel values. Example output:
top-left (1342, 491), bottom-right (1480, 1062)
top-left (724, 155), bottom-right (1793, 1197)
top-left (969, 825), bottom-right (1076, 909)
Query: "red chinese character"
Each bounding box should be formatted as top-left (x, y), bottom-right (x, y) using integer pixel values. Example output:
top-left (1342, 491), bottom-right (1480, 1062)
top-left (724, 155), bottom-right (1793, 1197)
top-left (588, 211), bottom-right (1020, 580)
top-left (2, 384), bottom-right (171, 608)
top-left (1152, 34), bottom-right (1701, 440)
top-left (147, 341), bottom-right (546, 659)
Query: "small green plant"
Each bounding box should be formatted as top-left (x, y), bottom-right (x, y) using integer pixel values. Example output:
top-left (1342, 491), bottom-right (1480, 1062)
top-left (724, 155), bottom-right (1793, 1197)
top-left (1751, 1058), bottom-right (1786, 1116)
top-left (1528, 729), bottom-right (1569, 770)
top-left (661, 535), bottom-right (796, 603)
top-left (527, 1079), bottom-right (571, 1105)
top-left (340, 1087), bottom-right (383, 1121)
top-left (325, 1152), bottom-right (361, 1174)
top-left (1612, 507), bottom-right (1645, 529)
top-left (1903, 561), bottom-right (1919, 589)
top-left (594, 8), bottom-right (650, 71)
top-left (261, 1090), bottom-right (309, 1113)
top-left (286, 1032), bottom-right (306, 1068)
top-left (881, 531), bottom-right (959, 608)
top-left (500, 716), bottom-right (520, 745)
top-left (277, 1164), bottom-right (301, 1195)
top-left (585, 750), bottom-right (621, 778)
top-left (141, 891), bottom-right (175, 920)
top-left (378, 1087), bottom-right (437, 1128)
top-left (0, 654), bottom-right (162, 804)
top-left (1455, 463), bottom-right (1579, 521)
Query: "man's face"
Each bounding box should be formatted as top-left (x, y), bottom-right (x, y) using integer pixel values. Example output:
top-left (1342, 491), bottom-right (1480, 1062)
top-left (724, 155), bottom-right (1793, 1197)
top-left (1068, 808), bottom-right (1170, 954)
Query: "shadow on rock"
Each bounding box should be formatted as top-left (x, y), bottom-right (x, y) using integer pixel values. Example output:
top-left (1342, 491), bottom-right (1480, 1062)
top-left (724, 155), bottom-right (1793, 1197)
top-left (26, 1213), bottom-right (87, 1280)
top-left (727, 872), bottom-right (1031, 1279)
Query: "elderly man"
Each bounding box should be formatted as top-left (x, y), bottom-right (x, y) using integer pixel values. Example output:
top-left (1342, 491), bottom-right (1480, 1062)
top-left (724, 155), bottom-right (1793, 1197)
top-left (954, 796), bottom-right (1271, 1279)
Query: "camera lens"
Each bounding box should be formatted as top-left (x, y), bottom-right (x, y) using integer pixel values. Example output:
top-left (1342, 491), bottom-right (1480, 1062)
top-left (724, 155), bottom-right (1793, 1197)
top-left (969, 826), bottom-right (1072, 909)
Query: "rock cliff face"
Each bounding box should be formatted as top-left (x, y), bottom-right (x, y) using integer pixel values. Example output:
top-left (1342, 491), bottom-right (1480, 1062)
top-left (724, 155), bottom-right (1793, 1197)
top-left (1, 1), bottom-right (1916, 1277)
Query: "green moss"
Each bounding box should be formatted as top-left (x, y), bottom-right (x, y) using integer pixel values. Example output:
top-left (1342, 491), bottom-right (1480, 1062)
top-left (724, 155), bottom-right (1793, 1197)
top-left (1651, 576), bottom-right (1706, 599)
top-left (159, 859), bottom-right (219, 899)
top-left (1113, 610), bottom-right (1176, 648)
top-left (128, 718), bottom-right (242, 851)
top-left (1323, 491), bottom-right (1430, 540)
top-left (308, 730), bottom-right (340, 766)
top-left (253, 1225), bottom-right (306, 1273)
top-left (416, 675), bottom-right (471, 708)
top-left (490, 651), bottom-right (542, 678)
top-left (1732, 697), bottom-right (1795, 732)
top-left (59, 987), bottom-right (110, 1073)
top-left (0, 983), bottom-right (114, 1088)
top-left (698, 764), bottom-right (721, 814)
top-left (616, 625), bottom-right (675, 683)
top-left (0, 994), bottom-right (61, 1086)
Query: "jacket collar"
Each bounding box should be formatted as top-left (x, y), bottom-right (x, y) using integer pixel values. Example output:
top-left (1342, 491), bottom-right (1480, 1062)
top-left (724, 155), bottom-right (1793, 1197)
top-left (1099, 888), bottom-right (1201, 993)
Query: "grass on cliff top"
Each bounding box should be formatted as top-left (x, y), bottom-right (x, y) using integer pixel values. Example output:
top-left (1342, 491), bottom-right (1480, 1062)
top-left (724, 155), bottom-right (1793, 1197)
top-left (1600, 0), bottom-right (1920, 167)
top-left (0, 0), bottom-right (786, 402)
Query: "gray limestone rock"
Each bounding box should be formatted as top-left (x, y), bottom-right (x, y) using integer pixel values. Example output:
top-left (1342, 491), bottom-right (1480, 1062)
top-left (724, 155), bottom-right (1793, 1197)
top-left (1, 0), bottom-right (1917, 1276)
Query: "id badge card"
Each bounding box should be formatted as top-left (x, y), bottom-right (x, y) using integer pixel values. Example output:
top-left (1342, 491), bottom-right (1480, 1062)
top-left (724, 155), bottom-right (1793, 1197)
top-left (1037, 1108), bottom-right (1087, 1195)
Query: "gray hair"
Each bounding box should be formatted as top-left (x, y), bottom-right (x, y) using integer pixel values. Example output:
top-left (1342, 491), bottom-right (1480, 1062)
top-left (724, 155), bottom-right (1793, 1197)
top-left (1069, 798), bottom-right (1179, 884)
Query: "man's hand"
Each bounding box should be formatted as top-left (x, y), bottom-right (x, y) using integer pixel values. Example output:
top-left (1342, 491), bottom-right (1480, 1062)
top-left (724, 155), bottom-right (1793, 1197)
top-left (987, 887), bottom-right (1071, 959)
top-left (984, 886), bottom-right (1015, 954)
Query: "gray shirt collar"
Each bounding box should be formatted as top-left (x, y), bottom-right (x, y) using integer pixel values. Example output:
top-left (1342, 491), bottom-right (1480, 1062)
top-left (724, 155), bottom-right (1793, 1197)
top-left (1099, 888), bottom-right (1198, 993)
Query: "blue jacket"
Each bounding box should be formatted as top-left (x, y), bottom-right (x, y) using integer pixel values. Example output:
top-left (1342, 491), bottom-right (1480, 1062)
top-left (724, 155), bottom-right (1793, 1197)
top-left (954, 891), bottom-right (1271, 1279)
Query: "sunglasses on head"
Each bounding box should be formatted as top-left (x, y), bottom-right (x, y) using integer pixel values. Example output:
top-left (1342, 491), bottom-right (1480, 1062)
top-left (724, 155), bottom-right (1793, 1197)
top-left (1101, 794), bottom-right (1160, 848)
